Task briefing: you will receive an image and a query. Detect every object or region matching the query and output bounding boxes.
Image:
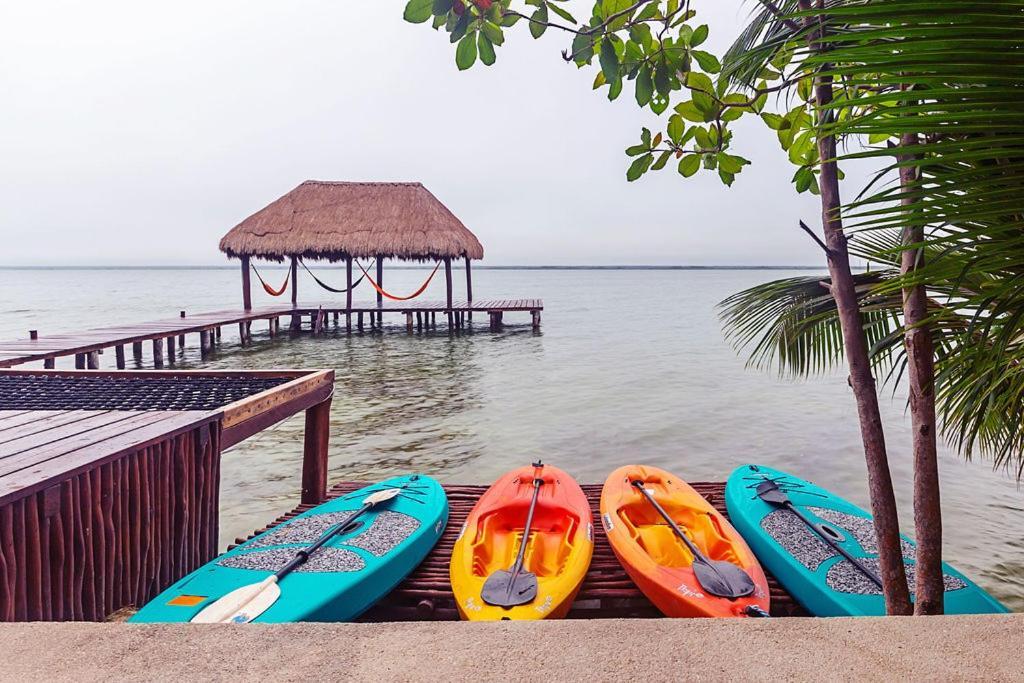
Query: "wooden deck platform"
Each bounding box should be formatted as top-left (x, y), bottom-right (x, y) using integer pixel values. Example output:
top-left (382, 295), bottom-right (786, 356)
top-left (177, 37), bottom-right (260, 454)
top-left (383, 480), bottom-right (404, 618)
top-left (0, 299), bottom-right (543, 369)
top-left (236, 480), bottom-right (807, 620)
top-left (0, 369), bottom-right (335, 622)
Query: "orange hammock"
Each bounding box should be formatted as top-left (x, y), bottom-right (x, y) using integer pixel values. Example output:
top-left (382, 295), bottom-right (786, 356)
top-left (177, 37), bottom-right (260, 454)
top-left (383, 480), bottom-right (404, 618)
top-left (252, 265), bottom-right (289, 296)
top-left (355, 260), bottom-right (442, 301)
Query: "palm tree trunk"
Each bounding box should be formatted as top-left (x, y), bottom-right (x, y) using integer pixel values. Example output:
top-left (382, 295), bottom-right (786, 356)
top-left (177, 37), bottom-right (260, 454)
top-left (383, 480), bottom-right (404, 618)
top-left (898, 131), bottom-right (943, 615)
top-left (800, 0), bottom-right (913, 615)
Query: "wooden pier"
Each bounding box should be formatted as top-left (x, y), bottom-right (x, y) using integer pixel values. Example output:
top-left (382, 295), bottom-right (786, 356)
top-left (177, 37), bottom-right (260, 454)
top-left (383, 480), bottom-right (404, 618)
top-left (0, 369), bottom-right (334, 622)
top-left (0, 298), bottom-right (543, 369)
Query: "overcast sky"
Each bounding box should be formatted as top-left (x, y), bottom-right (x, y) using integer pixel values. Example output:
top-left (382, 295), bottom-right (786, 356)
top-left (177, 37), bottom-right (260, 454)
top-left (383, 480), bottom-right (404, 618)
top-left (0, 1), bottom-right (845, 266)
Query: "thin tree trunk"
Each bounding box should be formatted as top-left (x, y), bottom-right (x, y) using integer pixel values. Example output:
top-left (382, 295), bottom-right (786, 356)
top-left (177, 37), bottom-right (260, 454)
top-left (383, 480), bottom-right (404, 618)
top-left (800, 0), bottom-right (913, 615)
top-left (899, 131), bottom-right (943, 615)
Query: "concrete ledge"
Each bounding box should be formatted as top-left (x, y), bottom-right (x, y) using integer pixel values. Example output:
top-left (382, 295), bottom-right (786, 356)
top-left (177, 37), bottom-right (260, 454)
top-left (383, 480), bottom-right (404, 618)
top-left (0, 615), bottom-right (1019, 682)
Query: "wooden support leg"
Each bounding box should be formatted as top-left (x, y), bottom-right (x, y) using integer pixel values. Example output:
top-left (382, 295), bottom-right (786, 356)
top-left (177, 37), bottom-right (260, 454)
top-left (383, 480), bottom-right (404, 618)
top-left (132, 342), bottom-right (143, 362)
top-left (301, 398), bottom-right (332, 505)
top-left (346, 312), bottom-right (351, 333)
top-left (166, 335), bottom-right (176, 364)
top-left (44, 358), bottom-right (55, 369)
top-left (357, 312), bottom-right (364, 331)
top-left (446, 310), bottom-right (454, 329)
top-left (489, 311), bottom-right (503, 331)
top-left (152, 338), bottom-right (164, 368)
top-left (215, 326), bottom-right (222, 341)
top-left (532, 310), bottom-right (542, 329)
top-left (74, 353), bottom-right (86, 369)
top-left (115, 345), bottom-right (125, 369)
top-left (416, 311), bottom-right (423, 331)
top-left (290, 313), bottom-right (301, 331)
top-left (238, 322), bottom-right (247, 346)
top-left (406, 312), bottom-right (414, 333)
top-left (200, 330), bottom-right (211, 355)
top-left (86, 351), bottom-right (100, 369)
top-left (431, 312), bottom-right (437, 329)
top-left (178, 333), bottom-right (185, 348)
top-left (268, 318), bottom-right (276, 338)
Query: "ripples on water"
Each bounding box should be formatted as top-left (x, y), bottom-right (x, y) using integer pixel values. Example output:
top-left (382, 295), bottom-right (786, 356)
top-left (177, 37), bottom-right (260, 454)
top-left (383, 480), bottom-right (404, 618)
top-left (0, 267), bottom-right (1020, 609)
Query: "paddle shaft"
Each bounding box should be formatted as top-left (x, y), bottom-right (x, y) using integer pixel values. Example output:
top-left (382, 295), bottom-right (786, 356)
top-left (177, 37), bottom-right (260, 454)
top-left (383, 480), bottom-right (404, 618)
top-left (510, 476), bottom-right (544, 575)
top-left (782, 500), bottom-right (884, 589)
top-left (632, 482), bottom-right (714, 568)
top-left (274, 502), bottom-right (372, 580)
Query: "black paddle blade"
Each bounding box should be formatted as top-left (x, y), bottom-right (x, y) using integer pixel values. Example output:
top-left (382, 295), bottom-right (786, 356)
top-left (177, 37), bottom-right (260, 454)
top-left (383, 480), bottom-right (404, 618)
top-left (755, 479), bottom-right (790, 506)
top-left (480, 569), bottom-right (538, 607)
top-left (692, 558), bottom-right (756, 599)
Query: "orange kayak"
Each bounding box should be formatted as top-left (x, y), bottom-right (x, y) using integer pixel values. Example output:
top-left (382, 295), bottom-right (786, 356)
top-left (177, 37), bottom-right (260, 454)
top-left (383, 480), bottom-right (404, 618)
top-left (450, 463), bottom-right (594, 620)
top-left (600, 464), bottom-right (770, 618)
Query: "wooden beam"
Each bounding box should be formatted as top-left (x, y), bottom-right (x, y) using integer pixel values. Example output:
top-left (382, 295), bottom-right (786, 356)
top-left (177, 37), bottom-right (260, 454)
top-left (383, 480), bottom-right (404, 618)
top-left (465, 256), bottom-right (473, 323)
top-left (301, 397), bottom-right (332, 505)
top-left (290, 256), bottom-right (298, 306)
top-left (241, 255), bottom-right (252, 310)
top-left (444, 257), bottom-right (453, 328)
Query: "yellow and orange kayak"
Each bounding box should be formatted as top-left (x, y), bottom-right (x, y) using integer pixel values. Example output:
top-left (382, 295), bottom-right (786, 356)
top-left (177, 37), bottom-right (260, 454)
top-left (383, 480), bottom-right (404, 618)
top-left (450, 463), bottom-right (594, 620)
top-left (600, 464), bottom-right (770, 618)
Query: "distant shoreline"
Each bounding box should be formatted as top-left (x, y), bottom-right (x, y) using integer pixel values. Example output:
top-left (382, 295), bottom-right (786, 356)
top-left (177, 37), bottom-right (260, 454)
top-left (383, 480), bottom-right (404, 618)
top-left (0, 264), bottom-right (833, 271)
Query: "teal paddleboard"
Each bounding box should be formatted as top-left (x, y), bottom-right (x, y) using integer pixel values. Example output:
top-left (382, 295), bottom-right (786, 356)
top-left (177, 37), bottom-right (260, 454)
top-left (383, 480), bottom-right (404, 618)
top-left (725, 464), bottom-right (1007, 616)
top-left (131, 474), bottom-right (448, 623)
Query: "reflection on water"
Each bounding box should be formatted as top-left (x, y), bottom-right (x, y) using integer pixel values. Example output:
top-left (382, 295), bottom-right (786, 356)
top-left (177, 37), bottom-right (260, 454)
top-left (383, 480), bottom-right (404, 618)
top-left (0, 267), bottom-right (1021, 610)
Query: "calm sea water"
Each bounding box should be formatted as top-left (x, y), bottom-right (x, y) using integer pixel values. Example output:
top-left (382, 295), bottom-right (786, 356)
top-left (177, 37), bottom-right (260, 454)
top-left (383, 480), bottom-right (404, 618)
top-left (1, 267), bottom-right (1021, 610)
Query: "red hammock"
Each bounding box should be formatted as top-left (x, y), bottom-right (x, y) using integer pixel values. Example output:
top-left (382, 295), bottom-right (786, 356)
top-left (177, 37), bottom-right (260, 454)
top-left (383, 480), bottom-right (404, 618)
top-left (252, 265), bottom-right (289, 296)
top-left (355, 261), bottom-right (441, 301)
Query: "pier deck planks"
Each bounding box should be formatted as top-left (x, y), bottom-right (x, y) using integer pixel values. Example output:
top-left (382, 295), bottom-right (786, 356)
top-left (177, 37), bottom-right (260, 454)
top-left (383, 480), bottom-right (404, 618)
top-left (0, 299), bottom-right (543, 367)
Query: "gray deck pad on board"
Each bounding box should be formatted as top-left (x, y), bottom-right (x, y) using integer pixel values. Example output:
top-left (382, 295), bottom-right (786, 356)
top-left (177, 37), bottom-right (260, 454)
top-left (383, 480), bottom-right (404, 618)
top-left (345, 511), bottom-right (421, 557)
top-left (219, 547), bottom-right (366, 573)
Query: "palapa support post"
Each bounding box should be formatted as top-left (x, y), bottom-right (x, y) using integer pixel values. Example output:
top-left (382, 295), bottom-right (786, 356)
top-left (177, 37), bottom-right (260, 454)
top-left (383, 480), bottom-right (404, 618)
top-left (301, 397), bottom-right (332, 505)
top-left (152, 338), bottom-right (164, 368)
top-left (132, 341), bottom-right (143, 362)
top-left (74, 354), bottom-right (86, 369)
top-left (345, 256), bottom-right (353, 332)
top-left (444, 257), bottom-right (453, 329)
top-left (86, 351), bottom-right (100, 370)
top-left (115, 345), bottom-right (125, 369)
top-left (241, 255), bottom-right (252, 310)
top-left (465, 255), bottom-right (473, 323)
top-left (290, 256), bottom-right (300, 331)
top-left (376, 257), bottom-right (384, 326)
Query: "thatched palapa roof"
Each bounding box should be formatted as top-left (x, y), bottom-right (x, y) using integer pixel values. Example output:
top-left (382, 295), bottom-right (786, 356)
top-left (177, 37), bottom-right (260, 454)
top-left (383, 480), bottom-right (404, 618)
top-left (219, 181), bottom-right (484, 262)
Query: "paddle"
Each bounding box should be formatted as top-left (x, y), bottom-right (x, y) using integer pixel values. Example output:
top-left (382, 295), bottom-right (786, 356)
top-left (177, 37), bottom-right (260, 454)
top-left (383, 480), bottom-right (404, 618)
top-left (755, 479), bottom-right (883, 589)
top-left (631, 481), bottom-right (756, 599)
top-left (191, 487), bottom-right (402, 623)
top-left (481, 461), bottom-right (544, 607)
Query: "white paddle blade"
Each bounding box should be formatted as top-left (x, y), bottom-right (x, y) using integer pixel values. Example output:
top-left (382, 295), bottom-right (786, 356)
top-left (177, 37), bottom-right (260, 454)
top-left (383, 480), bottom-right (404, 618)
top-left (364, 488), bottom-right (401, 505)
top-left (190, 577), bottom-right (280, 624)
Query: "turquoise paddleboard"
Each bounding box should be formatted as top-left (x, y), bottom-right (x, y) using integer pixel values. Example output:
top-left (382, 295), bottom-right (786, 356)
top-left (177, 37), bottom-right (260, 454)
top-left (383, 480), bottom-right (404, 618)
top-left (725, 464), bottom-right (1007, 616)
top-left (131, 474), bottom-right (448, 623)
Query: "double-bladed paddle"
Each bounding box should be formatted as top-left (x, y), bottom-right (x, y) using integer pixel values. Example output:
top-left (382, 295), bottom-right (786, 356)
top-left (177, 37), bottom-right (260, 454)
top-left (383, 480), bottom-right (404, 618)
top-left (191, 487), bottom-right (401, 623)
top-left (631, 481), bottom-right (756, 600)
top-left (755, 479), bottom-right (883, 589)
top-left (481, 461), bottom-right (545, 608)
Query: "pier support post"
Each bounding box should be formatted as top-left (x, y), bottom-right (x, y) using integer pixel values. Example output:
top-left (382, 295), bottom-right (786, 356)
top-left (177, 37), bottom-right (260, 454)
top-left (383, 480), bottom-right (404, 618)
top-left (166, 335), bottom-right (176, 364)
top-left (376, 257), bottom-right (384, 326)
top-left (465, 255), bottom-right (473, 323)
top-left (489, 311), bottom-right (503, 332)
top-left (178, 333), bottom-right (185, 347)
top-left (241, 255), bottom-right (252, 310)
top-left (74, 354), bottom-right (86, 369)
top-left (115, 345), bottom-right (125, 369)
top-left (132, 342), bottom-right (143, 362)
top-left (152, 338), bottom-right (164, 368)
top-left (406, 311), bottom-right (414, 334)
top-left (44, 358), bottom-right (55, 369)
top-left (345, 257), bottom-right (353, 333)
top-left (357, 312), bottom-right (364, 331)
top-left (444, 257), bottom-right (453, 329)
top-left (268, 317), bottom-right (275, 338)
top-left (238, 322), bottom-right (247, 346)
top-left (532, 310), bottom-right (541, 330)
top-left (200, 330), bottom-right (211, 355)
top-left (301, 397), bottom-right (332, 505)
top-left (86, 351), bottom-right (100, 369)
top-left (416, 311), bottom-right (423, 331)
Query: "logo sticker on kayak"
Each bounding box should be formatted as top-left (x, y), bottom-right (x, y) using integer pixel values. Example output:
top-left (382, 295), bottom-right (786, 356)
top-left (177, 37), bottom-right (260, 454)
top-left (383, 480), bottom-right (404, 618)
top-left (602, 513), bottom-right (614, 532)
top-left (677, 583), bottom-right (705, 599)
top-left (456, 521), bottom-right (468, 541)
top-left (435, 519), bottom-right (443, 535)
top-left (534, 595), bottom-right (553, 614)
top-left (463, 596), bottom-right (482, 613)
